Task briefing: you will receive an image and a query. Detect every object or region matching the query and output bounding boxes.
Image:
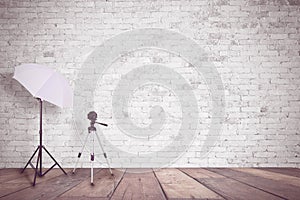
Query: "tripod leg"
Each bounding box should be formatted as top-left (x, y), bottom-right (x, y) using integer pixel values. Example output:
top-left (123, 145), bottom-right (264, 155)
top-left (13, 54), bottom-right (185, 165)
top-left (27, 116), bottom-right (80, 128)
top-left (33, 148), bottom-right (41, 186)
top-left (91, 131), bottom-right (95, 185)
top-left (95, 131), bottom-right (113, 175)
top-left (42, 146), bottom-right (67, 175)
top-left (73, 132), bottom-right (90, 174)
top-left (91, 153), bottom-right (94, 185)
top-left (21, 146), bottom-right (39, 173)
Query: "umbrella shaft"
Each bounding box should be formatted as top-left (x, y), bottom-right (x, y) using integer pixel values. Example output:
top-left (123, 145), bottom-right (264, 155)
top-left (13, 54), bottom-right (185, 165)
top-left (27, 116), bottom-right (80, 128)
top-left (39, 98), bottom-right (43, 174)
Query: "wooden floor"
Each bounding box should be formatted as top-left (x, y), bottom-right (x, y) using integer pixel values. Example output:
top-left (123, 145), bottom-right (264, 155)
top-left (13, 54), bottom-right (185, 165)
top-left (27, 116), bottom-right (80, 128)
top-left (1, 168), bottom-right (300, 199)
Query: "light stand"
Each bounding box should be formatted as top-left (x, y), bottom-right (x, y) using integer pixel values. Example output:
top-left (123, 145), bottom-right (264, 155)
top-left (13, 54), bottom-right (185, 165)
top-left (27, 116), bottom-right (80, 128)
top-left (21, 98), bottom-right (67, 186)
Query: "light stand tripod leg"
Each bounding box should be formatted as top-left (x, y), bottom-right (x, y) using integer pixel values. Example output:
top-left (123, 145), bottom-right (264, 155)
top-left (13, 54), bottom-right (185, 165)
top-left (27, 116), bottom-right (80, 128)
top-left (95, 131), bottom-right (113, 176)
top-left (73, 132), bottom-right (90, 174)
top-left (21, 146), bottom-right (39, 173)
top-left (42, 146), bottom-right (67, 175)
top-left (33, 148), bottom-right (41, 186)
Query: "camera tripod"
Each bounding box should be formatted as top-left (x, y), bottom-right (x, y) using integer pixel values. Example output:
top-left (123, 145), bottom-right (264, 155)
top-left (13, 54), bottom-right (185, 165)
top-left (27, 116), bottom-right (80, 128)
top-left (73, 111), bottom-right (113, 185)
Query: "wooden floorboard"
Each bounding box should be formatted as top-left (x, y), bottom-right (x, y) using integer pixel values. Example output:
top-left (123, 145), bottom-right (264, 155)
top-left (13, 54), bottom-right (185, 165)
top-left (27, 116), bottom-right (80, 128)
top-left (259, 168), bottom-right (300, 178)
top-left (111, 169), bottom-right (166, 200)
top-left (1, 169), bottom-right (93, 200)
top-left (234, 168), bottom-right (300, 187)
top-left (154, 168), bottom-right (223, 200)
top-left (58, 169), bottom-right (124, 199)
top-left (6, 168), bottom-right (64, 184)
top-left (0, 168), bottom-right (66, 198)
top-left (56, 197), bottom-right (107, 200)
top-left (208, 168), bottom-right (300, 199)
top-left (0, 169), bottom-right (26, 183)
top-left (1, 168), bottom-right (300, 200)
top-left (181, 168), bottom-right (283, 200)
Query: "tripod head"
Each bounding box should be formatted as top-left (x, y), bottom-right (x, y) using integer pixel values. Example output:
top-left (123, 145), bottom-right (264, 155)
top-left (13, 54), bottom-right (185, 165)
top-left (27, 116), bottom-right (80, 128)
top-left (87, 111), bottom-right (108, 128)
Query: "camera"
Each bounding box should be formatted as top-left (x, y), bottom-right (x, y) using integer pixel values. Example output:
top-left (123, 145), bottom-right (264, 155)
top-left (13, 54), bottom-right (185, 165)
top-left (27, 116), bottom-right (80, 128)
top-left (87, 111), bottom-right (108, 127)
top-left (87, 111), bottom-right (97, 122)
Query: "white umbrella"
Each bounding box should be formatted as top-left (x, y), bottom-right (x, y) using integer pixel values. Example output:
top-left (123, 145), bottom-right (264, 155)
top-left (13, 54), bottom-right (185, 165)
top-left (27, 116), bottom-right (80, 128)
top-left (13, 63), bottom-right (72, 186)
top-left (13, 63), bottom-right (73, 108)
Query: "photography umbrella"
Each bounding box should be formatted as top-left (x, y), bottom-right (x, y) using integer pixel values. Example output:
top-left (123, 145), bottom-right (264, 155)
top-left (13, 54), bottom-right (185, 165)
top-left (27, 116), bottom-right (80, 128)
top-left (13, 63), bottom-right (73, 186)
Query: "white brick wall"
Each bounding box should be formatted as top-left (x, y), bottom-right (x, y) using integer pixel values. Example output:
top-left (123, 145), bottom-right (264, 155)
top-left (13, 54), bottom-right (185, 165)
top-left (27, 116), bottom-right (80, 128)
top-left (0, 0), bottom-right (300, 168)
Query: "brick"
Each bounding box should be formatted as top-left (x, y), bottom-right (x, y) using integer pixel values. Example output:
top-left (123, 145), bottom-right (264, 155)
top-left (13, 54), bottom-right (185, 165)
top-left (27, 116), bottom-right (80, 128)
top-left (0, 0), bottom-right (299, 168)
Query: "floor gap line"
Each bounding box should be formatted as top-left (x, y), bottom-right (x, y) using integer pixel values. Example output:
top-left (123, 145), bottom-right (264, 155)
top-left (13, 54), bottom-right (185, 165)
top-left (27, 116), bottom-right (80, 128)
top-left (152, 168), bottom-right (168, 200)
top-left (178, 168), bottom-right (228, 200)
top-left (108, 168), bottom-right (127, 200)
